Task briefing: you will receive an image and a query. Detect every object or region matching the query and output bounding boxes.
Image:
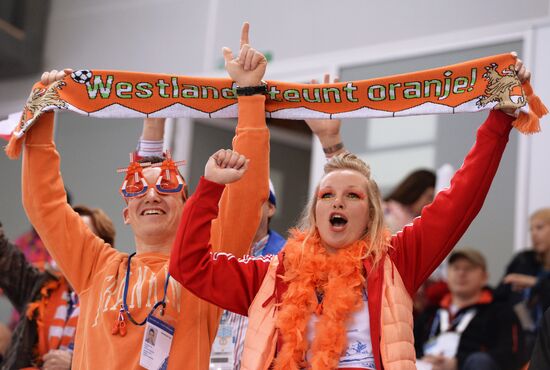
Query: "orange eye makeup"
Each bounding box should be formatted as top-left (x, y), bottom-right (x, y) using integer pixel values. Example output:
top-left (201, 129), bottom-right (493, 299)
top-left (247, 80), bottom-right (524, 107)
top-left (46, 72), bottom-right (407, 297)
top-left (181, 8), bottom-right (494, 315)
top-left (317, 191), bottom-right (334, 200)
top-left (317, 189), bottom-right (367, 201)
top-left (347, 191), bottom-right (366, 200)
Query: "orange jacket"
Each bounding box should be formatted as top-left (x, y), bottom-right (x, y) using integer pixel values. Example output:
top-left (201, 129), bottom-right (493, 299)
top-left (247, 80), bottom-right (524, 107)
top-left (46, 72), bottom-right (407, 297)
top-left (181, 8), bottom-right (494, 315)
top-left (21, 95), bottom-right (268, 370)
top-left (239, 256), bottom-right (415, 370)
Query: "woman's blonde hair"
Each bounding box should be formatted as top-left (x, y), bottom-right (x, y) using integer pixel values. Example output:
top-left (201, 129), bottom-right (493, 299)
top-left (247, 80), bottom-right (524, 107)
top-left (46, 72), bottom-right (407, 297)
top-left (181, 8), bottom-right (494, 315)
top-left (297, 152), bottom-right (389, 263)
top-left (531, 208), bottom-right (550, 225)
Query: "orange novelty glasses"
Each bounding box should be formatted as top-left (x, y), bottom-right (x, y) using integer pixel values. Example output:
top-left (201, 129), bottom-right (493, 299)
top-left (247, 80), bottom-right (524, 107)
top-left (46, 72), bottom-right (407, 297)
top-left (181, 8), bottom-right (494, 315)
top-left (117, 151), bottom-right (187, 200)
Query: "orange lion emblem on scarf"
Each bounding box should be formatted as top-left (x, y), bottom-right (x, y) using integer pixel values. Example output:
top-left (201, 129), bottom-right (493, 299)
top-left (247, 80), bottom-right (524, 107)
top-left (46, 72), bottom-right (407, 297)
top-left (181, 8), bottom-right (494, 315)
top-left (477, 63), bottom-right (526, 110)
top-left (18, 80), bottom-right (67, 134)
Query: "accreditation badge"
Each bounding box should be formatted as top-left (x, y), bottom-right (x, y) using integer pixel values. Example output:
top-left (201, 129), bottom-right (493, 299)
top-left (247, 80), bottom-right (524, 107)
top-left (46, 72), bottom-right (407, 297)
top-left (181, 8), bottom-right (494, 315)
top-left (423, 331), bottom-right (460, 358)
top-left (209, 321), bottom-right (235, 370)
top-left (139, 315), bottom-right (175, 370)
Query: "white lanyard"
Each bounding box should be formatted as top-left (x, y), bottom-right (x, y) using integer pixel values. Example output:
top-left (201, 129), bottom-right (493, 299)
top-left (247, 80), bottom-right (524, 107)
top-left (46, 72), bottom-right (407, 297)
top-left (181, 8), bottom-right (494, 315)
top-left (438, 308), bottom-right (476, 334)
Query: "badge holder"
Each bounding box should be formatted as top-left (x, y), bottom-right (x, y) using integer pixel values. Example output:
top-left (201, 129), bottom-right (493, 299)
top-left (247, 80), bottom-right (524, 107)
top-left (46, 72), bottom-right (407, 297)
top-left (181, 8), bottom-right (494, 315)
top-left (140, 312), bottom-right (176, 370)
top-left (113, 251), bottom-right (177, 369)
top-left (423, 308), bottom-right (477, 358)
top-left (210, 311), bottom-right (236, 370)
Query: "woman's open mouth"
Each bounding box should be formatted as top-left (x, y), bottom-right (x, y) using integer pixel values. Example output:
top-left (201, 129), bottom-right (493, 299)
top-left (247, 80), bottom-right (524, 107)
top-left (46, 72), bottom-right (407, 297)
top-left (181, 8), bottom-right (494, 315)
top-left (329, 213), bottom-right (348, 230)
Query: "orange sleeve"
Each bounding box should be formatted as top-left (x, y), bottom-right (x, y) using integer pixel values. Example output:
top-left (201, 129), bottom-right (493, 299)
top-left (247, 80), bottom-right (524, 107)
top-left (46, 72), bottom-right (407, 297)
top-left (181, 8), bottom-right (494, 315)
top-left (21, 113), bottom-right (119, 293)
top-left (209, 95), bottom-right (269, 256)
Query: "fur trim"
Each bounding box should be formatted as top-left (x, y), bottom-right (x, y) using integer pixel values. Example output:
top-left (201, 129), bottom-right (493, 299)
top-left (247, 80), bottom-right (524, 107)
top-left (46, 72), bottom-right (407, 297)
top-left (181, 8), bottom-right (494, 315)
top-left (274, 231), bottom-right (366, 370)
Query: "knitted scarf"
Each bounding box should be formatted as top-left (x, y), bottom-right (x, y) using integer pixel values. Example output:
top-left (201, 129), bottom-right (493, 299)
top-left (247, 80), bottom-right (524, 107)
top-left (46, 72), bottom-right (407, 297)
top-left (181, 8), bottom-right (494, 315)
top-left (26, 276), bottom-right (79, 363)
top-left (3, 53), bottom-right (547, 159)
top-left (274, 231), bottom-right (368, 370)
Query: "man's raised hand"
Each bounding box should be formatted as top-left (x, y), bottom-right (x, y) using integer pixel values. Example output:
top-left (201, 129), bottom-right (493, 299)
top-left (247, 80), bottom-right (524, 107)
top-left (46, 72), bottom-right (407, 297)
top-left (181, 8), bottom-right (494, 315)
top-left (41, 69), bottom-right (73, 85)
top-left (222, 22), bottom-right (267, 87)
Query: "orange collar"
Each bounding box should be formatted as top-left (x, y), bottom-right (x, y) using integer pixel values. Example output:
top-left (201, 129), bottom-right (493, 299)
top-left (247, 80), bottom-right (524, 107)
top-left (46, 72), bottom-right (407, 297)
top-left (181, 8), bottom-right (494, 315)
top-left (440, 289), bottom-right (493, 309)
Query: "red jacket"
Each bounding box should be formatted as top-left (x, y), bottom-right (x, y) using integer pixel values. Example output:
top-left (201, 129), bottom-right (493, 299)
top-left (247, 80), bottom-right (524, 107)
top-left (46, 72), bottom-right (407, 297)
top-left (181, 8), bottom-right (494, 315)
top-left (170, 110), bottom-right (513, 369)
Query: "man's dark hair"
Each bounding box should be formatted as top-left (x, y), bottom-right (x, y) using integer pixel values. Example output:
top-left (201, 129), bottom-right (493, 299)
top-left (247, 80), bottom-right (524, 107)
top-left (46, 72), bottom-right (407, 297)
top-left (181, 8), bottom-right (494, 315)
top-left (138, 156), bottom-right (164, 165)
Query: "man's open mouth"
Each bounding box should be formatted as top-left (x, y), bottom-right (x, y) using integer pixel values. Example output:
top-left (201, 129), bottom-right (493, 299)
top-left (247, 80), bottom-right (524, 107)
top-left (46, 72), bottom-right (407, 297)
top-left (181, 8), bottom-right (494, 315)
top-left (141, 209), bottom-right (166, 216)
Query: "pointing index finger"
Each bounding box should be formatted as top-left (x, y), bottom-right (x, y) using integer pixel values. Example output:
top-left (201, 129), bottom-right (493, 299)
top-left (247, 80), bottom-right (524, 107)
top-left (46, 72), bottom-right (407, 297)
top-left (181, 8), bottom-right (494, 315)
top-left (240, 22), bottom-right (250, 49)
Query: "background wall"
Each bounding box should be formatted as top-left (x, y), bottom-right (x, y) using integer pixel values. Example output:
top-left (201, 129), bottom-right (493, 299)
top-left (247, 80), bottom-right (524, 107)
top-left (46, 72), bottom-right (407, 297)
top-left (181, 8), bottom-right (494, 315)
top-left (1, 0), bottom-right (549, 320)
top-left (528, 24), bottom-right (550, 216)
top-left (189, 119), bottom-right (311, 236)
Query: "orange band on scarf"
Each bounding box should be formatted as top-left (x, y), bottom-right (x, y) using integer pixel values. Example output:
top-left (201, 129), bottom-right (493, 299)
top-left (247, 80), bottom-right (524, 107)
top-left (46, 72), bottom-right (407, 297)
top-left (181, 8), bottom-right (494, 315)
top-left (4, 53), bottom-right (547, 159)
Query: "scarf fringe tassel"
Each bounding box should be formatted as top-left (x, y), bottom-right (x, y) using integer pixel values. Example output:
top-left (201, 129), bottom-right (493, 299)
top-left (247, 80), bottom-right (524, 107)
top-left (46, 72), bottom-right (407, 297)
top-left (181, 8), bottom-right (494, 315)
top-left (513, 82), bottom-right (549, 135)
top-left (5, 133), bottom-right (23, 159)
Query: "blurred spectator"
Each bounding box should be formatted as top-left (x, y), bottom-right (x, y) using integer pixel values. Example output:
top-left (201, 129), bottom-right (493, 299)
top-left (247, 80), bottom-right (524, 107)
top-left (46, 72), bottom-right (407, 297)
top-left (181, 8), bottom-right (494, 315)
top-left (210, 180), bottom-right (285, 369)
top-left (0, 206), bottom-right (115, 369)
top-left (0, 322), bottom-right (10, 364)
top-left (383, 169), bottom-right (448, 316)
top-left (0, 222), bottom-right (10, 363)
top-left (415, 279), bottom-right (450, 318)
top-left (13, 188), bottom-right (72, 270)
top-left (73, 205), bottom-right (116, 248)
top-left (384, 169), bottom-right (436, 233)
top-left (415, 249), bottom-right (524, 370)
top-left (495, 208), bottom-right (550, 354)
top-left (529, 306), bottom-right (550, 370)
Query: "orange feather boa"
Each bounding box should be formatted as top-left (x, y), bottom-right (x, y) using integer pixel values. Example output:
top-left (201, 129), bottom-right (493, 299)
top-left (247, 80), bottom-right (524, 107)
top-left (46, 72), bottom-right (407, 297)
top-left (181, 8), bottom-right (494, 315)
top-left (274, 231), bottom-right (367, 370)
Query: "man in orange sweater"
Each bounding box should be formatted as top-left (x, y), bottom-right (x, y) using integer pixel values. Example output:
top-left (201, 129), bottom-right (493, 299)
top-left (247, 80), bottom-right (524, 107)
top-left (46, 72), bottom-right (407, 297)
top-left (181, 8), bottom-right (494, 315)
top-left (21, 23), bottom-right (269, 369)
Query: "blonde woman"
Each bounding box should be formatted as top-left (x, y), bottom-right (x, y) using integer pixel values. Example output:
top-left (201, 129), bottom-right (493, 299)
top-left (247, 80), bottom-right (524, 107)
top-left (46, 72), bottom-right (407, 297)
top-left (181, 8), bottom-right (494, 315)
top-left (169, 61), bottom-right (531, 370)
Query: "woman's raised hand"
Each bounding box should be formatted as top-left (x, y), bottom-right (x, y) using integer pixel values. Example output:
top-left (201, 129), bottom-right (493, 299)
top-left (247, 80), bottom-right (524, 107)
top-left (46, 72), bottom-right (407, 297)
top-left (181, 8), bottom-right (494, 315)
top-left (205, 149), bottom-right (249, 185)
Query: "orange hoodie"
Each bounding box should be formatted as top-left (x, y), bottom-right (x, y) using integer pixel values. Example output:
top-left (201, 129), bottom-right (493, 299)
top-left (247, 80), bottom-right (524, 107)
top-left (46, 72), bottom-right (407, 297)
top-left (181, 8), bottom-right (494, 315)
top-left (21, 95), bottom-right (269, 370)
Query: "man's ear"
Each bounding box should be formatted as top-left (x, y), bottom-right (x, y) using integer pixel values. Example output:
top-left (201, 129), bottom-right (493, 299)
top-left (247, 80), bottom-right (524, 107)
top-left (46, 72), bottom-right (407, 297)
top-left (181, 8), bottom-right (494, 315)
top-left (267, 203), bottom-right (276, 219)
top-left (482, 270), bottom-right (489, 286)
top-left (122, 207), bottom-right (130, 225)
